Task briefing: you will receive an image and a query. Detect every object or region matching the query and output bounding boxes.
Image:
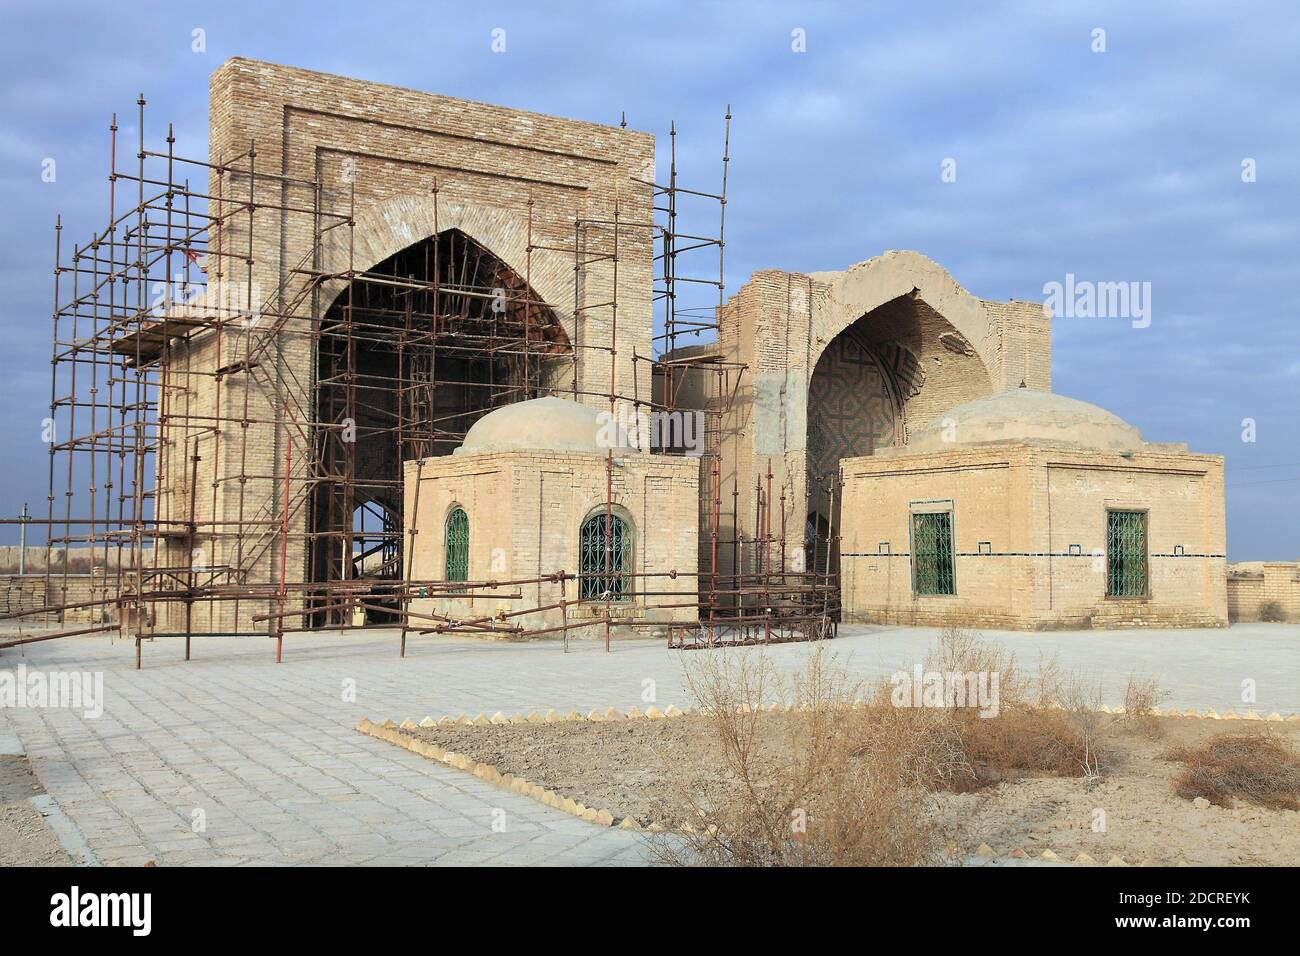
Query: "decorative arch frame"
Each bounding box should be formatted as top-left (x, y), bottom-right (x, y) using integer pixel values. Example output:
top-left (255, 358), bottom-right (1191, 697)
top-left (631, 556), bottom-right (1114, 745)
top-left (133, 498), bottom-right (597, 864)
top-left (806, 324), bottom-right (909, 476)
top-left (317, 194), bottom-right (576, 344)
top-left (811, 250), bottom-right (1000, 385)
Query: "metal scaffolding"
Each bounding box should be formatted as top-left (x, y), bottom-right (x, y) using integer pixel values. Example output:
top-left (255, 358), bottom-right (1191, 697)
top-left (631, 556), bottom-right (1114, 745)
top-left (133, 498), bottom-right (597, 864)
top-left (0, 94), bottom-right (839, 665)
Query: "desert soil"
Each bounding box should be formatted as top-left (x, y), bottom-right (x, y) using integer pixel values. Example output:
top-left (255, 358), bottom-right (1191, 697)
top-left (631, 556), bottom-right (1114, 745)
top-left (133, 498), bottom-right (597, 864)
top-left (0, 754), bottom-right (71, 867)
top-left (404, 715), bottom-right (1300, 866)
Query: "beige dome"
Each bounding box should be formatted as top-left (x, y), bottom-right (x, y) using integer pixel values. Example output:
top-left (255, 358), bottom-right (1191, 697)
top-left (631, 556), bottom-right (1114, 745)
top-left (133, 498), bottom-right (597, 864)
top-left (456, 396), bottom-right (636, 455)
top-left (908, 389), bottom-right (1144, 452)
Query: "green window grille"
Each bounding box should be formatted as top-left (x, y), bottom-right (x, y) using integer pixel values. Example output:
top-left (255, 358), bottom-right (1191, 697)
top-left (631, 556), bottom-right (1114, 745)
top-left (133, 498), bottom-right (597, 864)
top-left (1106, 510), bottom-right (1147, 597)
top-left (579, 513), bottom-right (631, 602)
top-left (444, 507), bottom-right (469, 587)
top-left (911, 511), bottom-right (955, 596)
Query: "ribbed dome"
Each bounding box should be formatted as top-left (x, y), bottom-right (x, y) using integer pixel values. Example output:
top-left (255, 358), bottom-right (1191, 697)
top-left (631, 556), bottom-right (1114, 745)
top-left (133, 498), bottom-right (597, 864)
top-left (908, 389), bottom-right (1144, 452)
top-left (455, 397), bottom-right (636, 455)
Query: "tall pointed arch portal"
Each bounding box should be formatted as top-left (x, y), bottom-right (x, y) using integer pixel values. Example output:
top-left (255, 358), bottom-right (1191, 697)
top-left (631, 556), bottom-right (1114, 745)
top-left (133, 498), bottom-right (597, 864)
top-left (805, 315), bottom-right (909, 579)
top-left (309, 228), bottom-right (571, 624)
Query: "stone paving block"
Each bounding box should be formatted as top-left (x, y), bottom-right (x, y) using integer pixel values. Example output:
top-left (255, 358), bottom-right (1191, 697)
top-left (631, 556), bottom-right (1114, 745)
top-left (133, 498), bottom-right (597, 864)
top-left (4, 624), bottom-right (1297, 866)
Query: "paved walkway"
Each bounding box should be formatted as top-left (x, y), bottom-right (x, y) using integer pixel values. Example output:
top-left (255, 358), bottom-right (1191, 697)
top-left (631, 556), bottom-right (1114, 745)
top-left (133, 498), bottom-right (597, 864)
top-left (0, 622), bottom-right (1295, 866)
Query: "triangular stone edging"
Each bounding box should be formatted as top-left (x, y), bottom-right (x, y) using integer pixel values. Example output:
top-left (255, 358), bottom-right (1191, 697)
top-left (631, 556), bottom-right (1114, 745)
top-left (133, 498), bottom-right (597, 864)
top-left (354, 699), bottom-right (1298, 845)
top-left (352, 705), bottom-right (692, 831)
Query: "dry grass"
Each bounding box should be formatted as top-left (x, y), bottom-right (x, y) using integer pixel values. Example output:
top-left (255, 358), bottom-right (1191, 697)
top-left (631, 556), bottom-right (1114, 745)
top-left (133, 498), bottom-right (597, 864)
top-left (654, 628), bottom-right (1111, 866)
top-left (1121, 674), bottom-right (1170, 737)
top-left (1123, 674), bottom-right (1169, 719)
top-left (1163, 732), bottom-right (1300, 810)
top-left (649, 648), bottom-right (964, 866)
top-left (1259, 600), bottom-right (1286, 623)
top-left (926, 628), bottom-right (1107, 788)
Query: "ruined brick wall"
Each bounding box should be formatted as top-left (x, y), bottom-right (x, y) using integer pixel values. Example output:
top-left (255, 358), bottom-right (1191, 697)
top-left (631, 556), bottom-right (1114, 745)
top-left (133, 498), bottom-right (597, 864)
top-left (160, 59), bottom-right (656, 633)
top-left (984, 300), bottom-right (1052, 391)
top-left (704, 252), bottom-right (1052, 584)
top-left (1, 575), bottom-right (107, 622)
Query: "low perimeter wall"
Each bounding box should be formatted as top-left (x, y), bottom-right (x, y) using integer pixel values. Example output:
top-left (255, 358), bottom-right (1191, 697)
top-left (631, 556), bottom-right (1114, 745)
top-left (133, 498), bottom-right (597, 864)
top-left (1, 574), bottom-right (116, 624)
top-left (1226, 562), bottom-right (1300, 623)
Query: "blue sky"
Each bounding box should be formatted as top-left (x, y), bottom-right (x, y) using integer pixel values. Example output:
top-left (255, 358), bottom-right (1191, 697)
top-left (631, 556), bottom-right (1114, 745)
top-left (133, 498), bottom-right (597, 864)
top-left (0, 1), bottom-right (1296, 558)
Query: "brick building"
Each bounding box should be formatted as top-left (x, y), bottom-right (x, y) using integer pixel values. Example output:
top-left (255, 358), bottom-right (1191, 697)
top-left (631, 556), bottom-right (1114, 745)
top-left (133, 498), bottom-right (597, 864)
top-left (123, 58), bottom-right (1229, 636)
top-left (154, 58), bottom-right (656, 634)
top-left (838, 390), bottom-right (1228, 629)
top-left (402, 397), bottom-right (698, 634)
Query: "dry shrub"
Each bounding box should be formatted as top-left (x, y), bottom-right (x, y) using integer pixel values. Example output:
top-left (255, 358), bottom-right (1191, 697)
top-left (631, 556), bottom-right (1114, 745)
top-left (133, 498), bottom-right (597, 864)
top-left (924, 627), bottom-right (1107, 788)
top-left (1121, 674), bottom-right (1169, 737)
top-left (650, 648), bottom-right (963, 866)
top-left (951, 707), bottom-right (1103, 787)
top-left (1259, 600), bottom-right (1286, 623)
top-left (1163, 732), bottom-right (1300, 810)
top-left (1123, 674), bottom-right (1168, 719)
top-left (654, 628), bottom-right (1111, 866)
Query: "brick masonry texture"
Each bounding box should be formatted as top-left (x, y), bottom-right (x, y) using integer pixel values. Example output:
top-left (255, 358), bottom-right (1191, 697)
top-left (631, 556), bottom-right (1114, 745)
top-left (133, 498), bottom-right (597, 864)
top-left (701, 250), bottom-right (1051, 582)
top-left (159, 59), bottom-right (655, 634)
top-left (134, 59), bottom-right (1235, 636)
top-left (839, 443), bottom-right (1227, 629)
top-left (403, 450), bottom-right (699, 633)
top-left (1226, 562), bottom-right (1300, 622)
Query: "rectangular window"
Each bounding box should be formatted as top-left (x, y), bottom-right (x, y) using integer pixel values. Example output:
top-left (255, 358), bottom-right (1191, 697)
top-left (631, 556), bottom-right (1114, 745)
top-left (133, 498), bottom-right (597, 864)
top-left (1106, 510), bottom-right (1147, 597)
top-left (911, 511), bottom-right (955, 595)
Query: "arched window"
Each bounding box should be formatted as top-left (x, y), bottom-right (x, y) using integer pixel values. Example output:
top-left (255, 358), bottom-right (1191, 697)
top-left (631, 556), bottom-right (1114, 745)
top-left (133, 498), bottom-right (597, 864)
top-left (579, 511), bottom-right (632, 602)
top-left (444, 507), bottom-right (469, 585)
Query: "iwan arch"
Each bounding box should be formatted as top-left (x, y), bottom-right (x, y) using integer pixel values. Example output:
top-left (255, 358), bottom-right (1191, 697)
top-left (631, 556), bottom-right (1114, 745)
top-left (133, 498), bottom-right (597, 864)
top-left (148, 59), bottom-right (1223, 637)
top-left (691, 250), bottom-right (1051, 580)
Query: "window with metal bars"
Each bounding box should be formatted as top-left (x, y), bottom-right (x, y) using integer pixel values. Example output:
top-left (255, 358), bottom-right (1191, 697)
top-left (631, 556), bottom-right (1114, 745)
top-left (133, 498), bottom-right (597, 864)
top-left (579, 512), bottom-right (632, 602)
top-left (444, 506), bottom-right (469, 589)
top-left (911, 511), bottom-right (955, 596)
top-left (1106, 510), bottom-right (1147, 597)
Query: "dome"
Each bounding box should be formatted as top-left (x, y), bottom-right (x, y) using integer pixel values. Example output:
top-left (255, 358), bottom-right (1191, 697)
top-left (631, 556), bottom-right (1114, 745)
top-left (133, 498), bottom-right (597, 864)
top-left (907, 389), bottom-right (1144, 452)
top-left (455, 396), bottom-right (637, 455)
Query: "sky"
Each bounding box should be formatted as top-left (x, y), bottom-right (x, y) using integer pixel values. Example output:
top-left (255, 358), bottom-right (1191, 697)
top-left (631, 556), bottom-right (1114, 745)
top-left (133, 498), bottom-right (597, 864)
top-left (0, 0), bottom-right (1295, 559)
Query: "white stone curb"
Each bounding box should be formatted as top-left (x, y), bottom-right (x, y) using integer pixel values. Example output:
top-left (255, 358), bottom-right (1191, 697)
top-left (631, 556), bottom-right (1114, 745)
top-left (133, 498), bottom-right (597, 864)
top-left (356, 705), bottom-right (693, 829)
top-left (973, 841), bottom-right (1177, 867)
top-left (358, 703), bottom-right (1298, 838)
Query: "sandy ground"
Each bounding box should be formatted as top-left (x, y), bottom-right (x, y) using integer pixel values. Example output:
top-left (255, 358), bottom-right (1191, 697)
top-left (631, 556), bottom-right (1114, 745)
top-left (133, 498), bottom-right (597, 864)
top-left (0, 754), bottom-right (70, 867)
top-left (414, 717), bottom-right (739, 828)
top-left (404, 715), bottom-right (1300, 866)
top-left (940, 718), bottom-right (1300, 865)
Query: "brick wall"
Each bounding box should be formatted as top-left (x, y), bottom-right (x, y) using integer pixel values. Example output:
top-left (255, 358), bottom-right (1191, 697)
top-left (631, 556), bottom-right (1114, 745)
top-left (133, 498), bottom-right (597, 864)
top-left (157, 59), bottom-right (657, 633)
top-left (839, 442), bottom-right (1227, 629)
top-left (701, 251), bottom-right (1052, 583)
top-left (403, 449), bottom-right (698, 637)
top-left (1, 575), bottom-right (114, 624)
top-left (1227, 562), bottom-right (1300, 622)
